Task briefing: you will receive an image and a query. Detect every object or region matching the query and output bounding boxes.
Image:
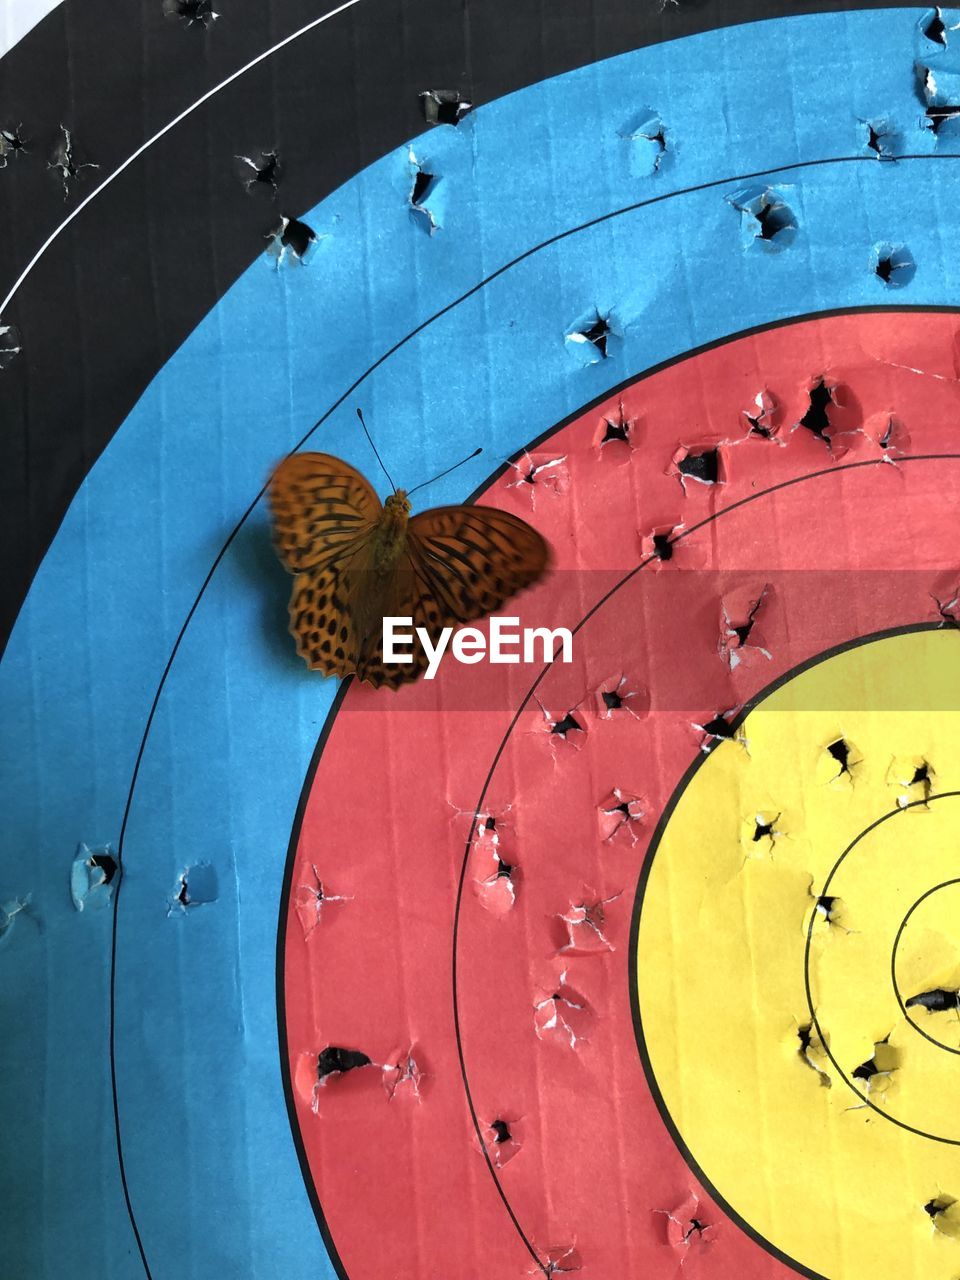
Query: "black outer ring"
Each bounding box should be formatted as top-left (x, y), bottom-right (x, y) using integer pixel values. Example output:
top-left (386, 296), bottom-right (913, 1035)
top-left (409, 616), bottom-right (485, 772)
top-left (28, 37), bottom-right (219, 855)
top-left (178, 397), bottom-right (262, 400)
top-left (0, 0), bottom-right (931, 648)
top-left (890, 877), bottom-right (960, 1056)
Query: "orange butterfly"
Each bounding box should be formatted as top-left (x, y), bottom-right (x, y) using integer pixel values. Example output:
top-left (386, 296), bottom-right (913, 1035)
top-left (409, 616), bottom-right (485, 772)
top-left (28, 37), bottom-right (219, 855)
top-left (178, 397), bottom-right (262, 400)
top-left (268, 420), bottom-right (551, 688)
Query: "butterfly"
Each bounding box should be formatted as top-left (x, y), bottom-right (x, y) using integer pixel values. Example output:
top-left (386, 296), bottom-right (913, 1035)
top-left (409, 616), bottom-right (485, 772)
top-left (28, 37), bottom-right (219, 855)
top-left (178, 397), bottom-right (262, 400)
top-left (268, 429), bottom-right (551, 688)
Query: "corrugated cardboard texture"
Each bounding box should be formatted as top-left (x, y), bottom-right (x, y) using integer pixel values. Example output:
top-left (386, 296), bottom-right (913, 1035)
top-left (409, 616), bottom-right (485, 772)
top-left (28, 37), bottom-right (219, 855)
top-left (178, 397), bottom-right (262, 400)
top-left (2, 8), bottom-right (960, 1279)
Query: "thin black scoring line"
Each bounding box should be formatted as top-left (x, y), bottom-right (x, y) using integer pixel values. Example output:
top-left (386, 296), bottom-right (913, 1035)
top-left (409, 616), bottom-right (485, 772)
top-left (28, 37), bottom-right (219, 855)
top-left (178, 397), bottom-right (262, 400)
top-left (104, 144), bottom-right (960, 1272)
top-left (801, 792), bottom-right (960, 1141)
top-left (891, 877), bottom-right (960, 1057)
top-left (107, 867), bottom-right (154, 1277)
top-left (275, 678), bottom-right (354, 1280)
top-left (278, 441), bottom-right (959, 1268)
top-left (627, 621), bottom-right (952, 1280)
top-left (453, 468), bottom-right (958, 1273)
top-left (0, 5), bottom-right (926, 321)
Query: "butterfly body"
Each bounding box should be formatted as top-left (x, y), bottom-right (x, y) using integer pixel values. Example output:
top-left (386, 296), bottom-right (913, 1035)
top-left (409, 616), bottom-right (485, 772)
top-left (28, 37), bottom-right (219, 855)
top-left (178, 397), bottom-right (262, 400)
top-left (269, 452), bottom-right (550, 688)
top-left (371, 491), bottom-right (412, 572)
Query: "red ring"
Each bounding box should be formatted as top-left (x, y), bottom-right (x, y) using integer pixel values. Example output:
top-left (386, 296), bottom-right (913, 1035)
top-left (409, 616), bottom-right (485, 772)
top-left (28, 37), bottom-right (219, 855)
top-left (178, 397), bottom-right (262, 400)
top-left (282, 311), bottom-right (960, 1279)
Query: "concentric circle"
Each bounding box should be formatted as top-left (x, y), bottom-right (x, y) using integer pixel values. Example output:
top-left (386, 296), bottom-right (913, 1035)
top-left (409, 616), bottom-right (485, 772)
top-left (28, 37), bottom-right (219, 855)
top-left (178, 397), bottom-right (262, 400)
top-left (804, 791), bottom-right (960, 1144)
top-left (635, 630), bottom-right (960, 1280)
top-left (892, 880), bottom-right (960, 1056)
top-left (282, 312), bottom-right (960, 1278)
top-left (7, 7), bottom-right (960, 1278)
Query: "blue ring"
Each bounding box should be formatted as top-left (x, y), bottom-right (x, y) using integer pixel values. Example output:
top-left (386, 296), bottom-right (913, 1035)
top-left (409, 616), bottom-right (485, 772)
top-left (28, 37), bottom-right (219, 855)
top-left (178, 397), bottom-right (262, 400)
top-left (2, 10), bottom-right (960, 1276)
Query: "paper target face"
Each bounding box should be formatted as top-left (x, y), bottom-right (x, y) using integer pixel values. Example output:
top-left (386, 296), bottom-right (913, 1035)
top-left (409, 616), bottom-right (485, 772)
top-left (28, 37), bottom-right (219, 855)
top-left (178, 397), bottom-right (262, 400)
top-left (283, 312), bottom-right (960, 1279)
top-left (2, 6), bottom-right (960, 1280)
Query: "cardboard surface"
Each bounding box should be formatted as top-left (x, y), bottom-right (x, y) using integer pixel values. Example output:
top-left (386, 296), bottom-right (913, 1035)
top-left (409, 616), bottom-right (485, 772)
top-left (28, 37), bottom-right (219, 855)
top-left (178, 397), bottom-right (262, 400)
top-left (1, 7), bottom-right (960, 1279)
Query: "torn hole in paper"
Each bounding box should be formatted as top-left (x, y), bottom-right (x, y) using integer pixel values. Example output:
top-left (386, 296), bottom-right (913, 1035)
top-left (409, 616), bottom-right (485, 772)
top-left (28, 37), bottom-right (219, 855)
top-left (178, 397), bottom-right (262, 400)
top-left (598, 788), bottom-right (646, 845)
top-left (556, 890), bottom-right (621, 955)
top-left (295, 864), bottom-right (351, 938)
top-left (656, 1192), bottom-right (717, 1254)
top-left (728, 185), bottom-right (797, 251)
top-left (162, 0), bottom-right (218, 26)
top-left (718, 583), bottom-right (772, 669)
top-left (534, 971), bottom-right (589, 1048)
top-left (236, 149), bottom-right (281, 195)
top-left (266, 214), bottom-right (320, 266)
top-left (506, 452), bottom-right (569, 504)
top-left (670, 443), bottom-right (723, 490)
top-left (48, 124), bottom-right (98, 197)
top-left (420, 89), bottom-right (472, 127)
top-left (169, 863), bottom-right (218, 912)
top-left (0, 323), bottom-right (22, 369)
top-left (70, 842), bottom-right (119, 911)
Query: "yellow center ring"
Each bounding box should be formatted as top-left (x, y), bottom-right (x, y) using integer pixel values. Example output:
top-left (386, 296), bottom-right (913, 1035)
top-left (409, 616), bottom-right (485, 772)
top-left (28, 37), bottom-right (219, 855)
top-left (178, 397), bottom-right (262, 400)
top-left (635, 627), bottom-right (960, 1279)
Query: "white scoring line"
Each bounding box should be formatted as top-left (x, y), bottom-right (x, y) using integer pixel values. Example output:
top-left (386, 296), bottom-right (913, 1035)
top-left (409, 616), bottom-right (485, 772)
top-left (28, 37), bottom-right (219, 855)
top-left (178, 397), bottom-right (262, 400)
top-left (0, 0), bottom-right (366, 318)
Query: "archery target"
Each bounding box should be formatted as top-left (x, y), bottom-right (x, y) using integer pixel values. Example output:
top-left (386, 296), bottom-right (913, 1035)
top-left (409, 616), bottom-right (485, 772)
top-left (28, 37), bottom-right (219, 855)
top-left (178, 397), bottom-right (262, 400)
top-left (2, 7), bottom-right (960, 1280)
top-left (284, 312), bottom-right (960, 1278)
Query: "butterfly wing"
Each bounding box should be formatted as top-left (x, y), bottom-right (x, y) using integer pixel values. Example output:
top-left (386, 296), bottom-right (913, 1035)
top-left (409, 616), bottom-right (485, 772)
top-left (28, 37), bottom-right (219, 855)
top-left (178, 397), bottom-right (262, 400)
top-left (349, 506), bottom-right (550, 689)
top-left (353, 563), bottom-right (435, 688)
top-left (290, 550), bottom-right (441, 688)
top-left (287, 558), bottom-right (363, 678)
top-left (270, 458), bottom-right (550, 687)
top-left (268, 451), bottom-right (381, 572)
top-left (405, 505), bottom-right (550, 623)
top-left (269, 452), bottom-right (387, 676)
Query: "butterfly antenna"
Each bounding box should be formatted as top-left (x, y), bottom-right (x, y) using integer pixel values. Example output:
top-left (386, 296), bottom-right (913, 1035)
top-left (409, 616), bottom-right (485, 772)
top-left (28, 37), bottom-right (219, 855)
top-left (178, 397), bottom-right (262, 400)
top-left (407, 447), bottom-right (483, 497)
top-left (356, 407), bottom-right (399, 492)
